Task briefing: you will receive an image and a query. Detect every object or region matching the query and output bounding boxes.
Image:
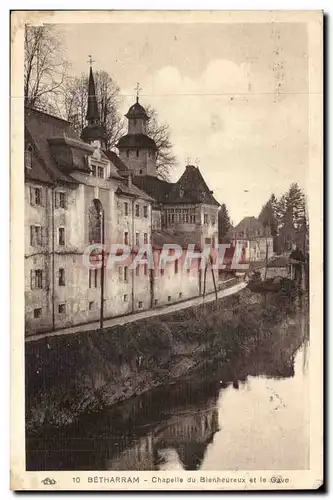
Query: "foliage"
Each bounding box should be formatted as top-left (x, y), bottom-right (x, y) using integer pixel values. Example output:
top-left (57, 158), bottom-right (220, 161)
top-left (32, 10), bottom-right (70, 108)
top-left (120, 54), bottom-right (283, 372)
top-left (218, 203), bottom-right (232, 242)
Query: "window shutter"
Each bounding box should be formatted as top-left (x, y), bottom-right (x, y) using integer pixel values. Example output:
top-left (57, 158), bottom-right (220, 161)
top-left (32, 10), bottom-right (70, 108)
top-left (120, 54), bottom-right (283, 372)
top-left (30, 226), bottom-right (35, 246)
top-left (41, 271), bottom-right (46, 289)
top-left (42, 227), bottom-right (49, 246)
top-left (64, 192), bottom-right (68, 210)
top-left (30, 270), bottom-right (35, 290)
top-left (40, 188), bottom-right (45, 207)
top-left (30, 187), bottom-right (35, 206)
top-left (54, 192), bottom-right (59, 209)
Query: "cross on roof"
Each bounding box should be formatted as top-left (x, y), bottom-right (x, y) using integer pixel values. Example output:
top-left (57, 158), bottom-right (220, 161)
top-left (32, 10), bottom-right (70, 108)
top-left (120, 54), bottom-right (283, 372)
top-left (195, 158), bottom-right (200, 167)
top-left (135, 82), bottom-right (142, 102)
top-left (87, 55), bottom-right (96, 67)
top-left (185, 156), bottom-right (191, 165)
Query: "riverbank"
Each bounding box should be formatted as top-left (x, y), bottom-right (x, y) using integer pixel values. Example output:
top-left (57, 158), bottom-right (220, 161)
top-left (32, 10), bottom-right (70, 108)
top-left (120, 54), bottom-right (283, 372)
top-left (26, 278), bottom-right (308, 435)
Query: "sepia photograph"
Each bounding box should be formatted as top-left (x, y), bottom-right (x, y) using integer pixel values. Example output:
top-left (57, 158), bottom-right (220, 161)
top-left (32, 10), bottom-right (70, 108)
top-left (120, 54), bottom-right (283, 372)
top-left (10, 10), bottom-right (323, 490)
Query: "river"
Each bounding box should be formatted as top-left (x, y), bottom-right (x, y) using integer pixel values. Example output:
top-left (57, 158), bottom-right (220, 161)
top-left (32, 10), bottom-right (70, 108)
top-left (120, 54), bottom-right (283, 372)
top-left (26, 306), bottom-right (309, 471)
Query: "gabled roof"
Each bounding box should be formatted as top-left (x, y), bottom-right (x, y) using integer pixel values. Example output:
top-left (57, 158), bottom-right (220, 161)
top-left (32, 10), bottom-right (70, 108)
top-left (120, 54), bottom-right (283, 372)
top-left (115, 181), bottom-right (154, 202)
top-left (168, 165), bottom-right (220, 206)
top-left (152, 229), bottom-right (201, 250)
top-left (133, 175), bottom-right (174, 205)
top-left (104, 150), bottom-right (129, 172)
top-left (232, 216), bottom-right (264, 234)
top-left (25, 107), bottom-right (80, 185)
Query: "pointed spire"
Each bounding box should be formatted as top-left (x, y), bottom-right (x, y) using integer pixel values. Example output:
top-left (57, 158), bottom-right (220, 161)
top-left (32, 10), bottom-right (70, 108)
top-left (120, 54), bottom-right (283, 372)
top-left (86, 66), bottom-right (100, 124)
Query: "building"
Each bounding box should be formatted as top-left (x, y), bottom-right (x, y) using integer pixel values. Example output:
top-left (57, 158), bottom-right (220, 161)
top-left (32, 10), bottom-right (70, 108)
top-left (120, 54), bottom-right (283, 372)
top-left (230, 216), bottom-right (274, 263)
top-left (25, 66), bottom-right (220, 336)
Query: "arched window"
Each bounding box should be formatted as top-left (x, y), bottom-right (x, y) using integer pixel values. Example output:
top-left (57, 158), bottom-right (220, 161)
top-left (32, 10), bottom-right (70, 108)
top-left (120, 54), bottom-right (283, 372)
top-left (88, 199), bottom-right (104, 244)
top-left (25, 144), bottom-right (33, 169)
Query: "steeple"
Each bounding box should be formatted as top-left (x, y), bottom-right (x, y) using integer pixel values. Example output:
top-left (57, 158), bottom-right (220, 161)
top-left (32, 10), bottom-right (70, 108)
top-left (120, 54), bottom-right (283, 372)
top-left (81, 57), bottom-right (106, 148)
top-left (86, 66), bottom-right (100, 125)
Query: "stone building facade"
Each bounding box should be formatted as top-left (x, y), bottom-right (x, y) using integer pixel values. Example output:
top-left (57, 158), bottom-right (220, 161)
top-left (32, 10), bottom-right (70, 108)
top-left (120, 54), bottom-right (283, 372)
top-left (25, 67), bottom-right (220, 336)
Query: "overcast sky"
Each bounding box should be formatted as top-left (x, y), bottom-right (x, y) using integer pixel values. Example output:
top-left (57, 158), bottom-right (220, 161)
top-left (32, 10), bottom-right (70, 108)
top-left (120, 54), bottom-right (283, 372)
top-left (58, 22), bottom-right (309, 225)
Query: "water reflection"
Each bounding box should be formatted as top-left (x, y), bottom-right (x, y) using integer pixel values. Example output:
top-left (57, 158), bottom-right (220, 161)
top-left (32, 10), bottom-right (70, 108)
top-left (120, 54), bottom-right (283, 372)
top-left (27, 322), bottom-right (309, 471)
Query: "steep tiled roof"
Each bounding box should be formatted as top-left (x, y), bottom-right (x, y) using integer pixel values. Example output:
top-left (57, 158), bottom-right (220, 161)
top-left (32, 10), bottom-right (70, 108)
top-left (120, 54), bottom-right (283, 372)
top-left (104, 150), bottom-right (129, 172)
top-left (25, 107), bottom-right (81, 185)
top-left (232, 216), bottom-right (264, 234)
top-left (133, 175), bottom-right (174, 204)
top-left (168, 165), bottom-right (220, 206)
top-left (115, 182), bottom-right (154, 202)
top-left (152, 229), bottom-right (200, 249)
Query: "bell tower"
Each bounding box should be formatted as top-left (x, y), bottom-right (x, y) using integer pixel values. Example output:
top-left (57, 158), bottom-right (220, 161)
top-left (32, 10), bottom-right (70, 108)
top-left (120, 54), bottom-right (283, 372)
top-left (116, 83), bottom-right (157, 177)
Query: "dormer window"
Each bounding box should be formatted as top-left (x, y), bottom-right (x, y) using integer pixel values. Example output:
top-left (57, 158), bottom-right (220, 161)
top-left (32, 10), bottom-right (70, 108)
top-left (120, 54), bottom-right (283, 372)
top-left (91, 165), bottom-right (97, 177)
top-left (98, 167), bottom-right (104, 179)
top-left (25, 145), bottom-right (33, 169)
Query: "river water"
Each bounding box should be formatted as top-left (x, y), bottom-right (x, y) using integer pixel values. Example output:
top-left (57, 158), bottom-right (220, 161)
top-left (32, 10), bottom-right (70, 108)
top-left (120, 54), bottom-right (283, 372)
top-left (27, 308), bottom-right (309, 471)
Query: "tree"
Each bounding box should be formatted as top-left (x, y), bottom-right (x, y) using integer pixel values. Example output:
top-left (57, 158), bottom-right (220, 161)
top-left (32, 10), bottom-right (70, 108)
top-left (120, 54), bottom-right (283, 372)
top-left (276, 183), bottom-right (308, 252)
top-left (57, 70), bottom-right (125, 150)
top-left (145, 105), bottom-right (177, 180)
top-left (24, 25), bottom-right (68, 110)
top-left (258, 194), bottom-right (278, 236)
top-left (218, 203), bottom-right (232, 242)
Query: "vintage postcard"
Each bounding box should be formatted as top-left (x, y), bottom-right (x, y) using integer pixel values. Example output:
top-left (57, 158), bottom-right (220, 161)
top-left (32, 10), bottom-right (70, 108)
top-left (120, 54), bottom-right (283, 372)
top-left (10, 10), bottom-right (323, 490)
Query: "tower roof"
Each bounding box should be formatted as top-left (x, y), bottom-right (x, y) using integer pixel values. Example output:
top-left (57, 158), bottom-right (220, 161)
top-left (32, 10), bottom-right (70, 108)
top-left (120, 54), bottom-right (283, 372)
top-left (86, 66), bottom-right (100, 122)
top-left (125, 101), bottom-right (149, 120)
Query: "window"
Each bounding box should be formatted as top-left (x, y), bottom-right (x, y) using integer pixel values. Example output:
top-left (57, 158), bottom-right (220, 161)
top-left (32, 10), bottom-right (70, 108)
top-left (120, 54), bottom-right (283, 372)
top-left (139, 169), bottom-right (143, 175)
top-left (33, 308), bottom-right (42, 319)
top-left (190, 214), bottom-right (195, 223)
top-left (59, 268), bottom-right (65, 286)
top-left (58, 303), bottom-right (66, 314)
top-left (25, 145), bottom-right (32, 169)
top-left (179, 292), bottom-right (183, 299)
top-left (31, 269), bottom-right (43, 289)
top-left (138, 301), bottom-right (143, 309)
top-left (175, 260), bottom-right (179, 274)
top-left (136, 149), bottom-right (139, 157)
top-left (89, 269), bottom-right (98, 288)
top-left (135, 204), bottom-right (140, 217)
top-left (212, 216), bottom-right (216, 225)
top-left (144, 233), bottom-right (148, 244)
top-left (124, 232), bottom-right (129, 245)
top-left (124, 266), bottom-right (128, 282)
top-left (59, 192), bottom-right (66, 209)
top-left (204, 213), bottom-right (208, 224)
top-left (136, 266), bottom-right (140, 277)
top-left (98, 167), bottom-right (104, 179)
top-left (58, 227), bottom-right (65, 246)
top-left (160, 267), bottom-right (165, 276)
top-left (118, 266), bottom-right (123, 280)
top-left (124, 202), bottom-right (129, 216)
top-left (154, 299), bottom-right (158, 306)
top-left (30, 225), bottom-right (44, 246)
top-left (89, 301), bottom-right (94, 310)
top-left (168, 295), bottom-right (172, 302)
top-left (143, 206), bottom-right (148, 218)
top-left (144, 263), bottom-right (148, 276)
top-left (30, 187), bottom-right (43, 206)
top-left (91, 165), bottom-right (97, 177)
top-left (124, 294), bottom-right (128, 302)
top-left (135, 232), bottom-right (140, 247)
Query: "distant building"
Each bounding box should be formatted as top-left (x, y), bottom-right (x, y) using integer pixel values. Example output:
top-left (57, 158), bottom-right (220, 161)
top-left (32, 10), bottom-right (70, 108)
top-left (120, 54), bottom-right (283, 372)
top-left (230, 216), bottom-right (274, 263)
top-left (24, 65), bottom-right (220, 336)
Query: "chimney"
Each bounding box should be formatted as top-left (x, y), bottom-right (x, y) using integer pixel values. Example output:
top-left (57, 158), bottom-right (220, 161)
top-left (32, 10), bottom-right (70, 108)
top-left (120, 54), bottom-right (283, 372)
top-left (127, 172), bottom-right (132, 188)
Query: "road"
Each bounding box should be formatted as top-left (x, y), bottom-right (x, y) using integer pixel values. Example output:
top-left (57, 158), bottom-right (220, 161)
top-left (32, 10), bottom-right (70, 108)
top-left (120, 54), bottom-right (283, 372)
top-left (26, 280), bottom-right (247, 343)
